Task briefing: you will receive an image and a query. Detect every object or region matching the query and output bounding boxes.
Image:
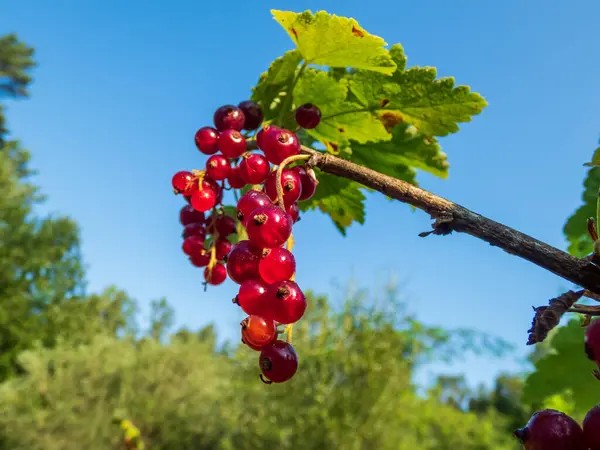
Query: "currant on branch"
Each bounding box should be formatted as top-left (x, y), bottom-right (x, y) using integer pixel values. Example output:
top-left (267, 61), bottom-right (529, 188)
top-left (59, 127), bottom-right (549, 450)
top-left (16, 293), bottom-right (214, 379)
top-left (259, 340), bottom-right (298, 383)
top-left (583, 404), bottom-right (600, 450)
top-left (215, 215), bottom-right (237, 237)
top-left (239, 153), bottom-right (270, 184)
top-left (182, 222), bottom-right (207, 240)
top-left (264, 168), bottom-right (303, 206)
top-left (194, 127), bottom-right (219, 155)
top-left (241, 315), bottom-right (277, 348)
top-left (213, 105), bottom-right (245, 131)
top-left (205, 155), bottom-right (231, 181)
top-left (236, 189), bottom-right (272, 224)
top-left (260, 127), bottom-right (300, 165)
top-left (266, 280), bottom-right (306, 324)
top-left (171, 171), bottom-right (194, 194)
top-left (204, 263), bottom-right (227, 285)
top-left (513, 409), bottom-right (586, 450)
top-left (217, 129), bottom-right (246, 158)
top-left (226, 240), bottom-right (262, 284)
top-left (179, 205), bottom-right (205, 226)
top-left (256, 124), bottom-right (279, 150)
top-left (585, 318), bottom-right (600, 363)
top-left (235, 279), bottom-right (269, 316)
top-left (238, 100), bottom-right (263, 131)
top-left (286, 203), bottom-right (300, 223)
top-left (259, 247), bottom-right (296, 284)
top-left (189, 250), bottom-right (210, 267)
top-left (246, 204), bottom-right (293, 249)
top-left (190, 186), bottom-right (217, 212)
top-left (295, 103), bottom-right (321, 129)
top-left (214, 238), bottom-right (232, 260)
top-left (227, 166), bottom-right (247, 189)
top-left (182, 235), bottom-right (205, 256)
top-left (293, 165), bottom-right (318, 201)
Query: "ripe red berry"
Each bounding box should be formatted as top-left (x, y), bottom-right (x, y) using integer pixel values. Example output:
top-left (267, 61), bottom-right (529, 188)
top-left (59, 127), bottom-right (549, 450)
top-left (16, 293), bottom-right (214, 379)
top-left (182, 235), bottom-right (205, 256)
top-left (585, 319), bottom-right (600, 363)
top-left (256, 124), bottom-right (280, 150)
top-left (259, 248), bottom-right (296, 284)
top-left (226, 240), bottom-right (262, 284)
top-left (261, 128), bottom-right (300, 165)
top-left (236, 279), bottom-right (269, 316)
top-left (205, 155), bottom-right (231, 181)
top-left (246, 205), bottom-right (293, 249)
top-left (172, 171), bottom-right (194, 194)
top-left (239, 153), bottom-right (270, 184)
top-left (194, 127), bottom-right (219, 155)
top-left (286, 203), bottom-right (300, 223)
top-left (189, 249), bottom-right (210, 267)
top-left (241, 315), bottom-right (276, 348)
top-left (236, 189), bottom-right (272, 224)
top-left (238, 100), bottom-right (264, 131)
top-left (190, 185), bottom-right (217, 212)
top-left (215, 238), bottom-right (232, 260)
top-left (179, 205), bottom-right (205, 226)
top-left (213, 105), bottom-right (245, 131)
top-left (267, 280), bottom-right (306, 324)
top-left (217, 129), bottom-right (246, 158)
top-left (264, 168), bottom-right (303, 207)
top-left (216, 215), bottom-right (237, 237)
top-left (293, 166), bottom-right (318, 201)
top-left (204, 263), bottom-right (227, 285)
top-left (227, 166), bottom-right (247, 189)
top-left (259, 340), bottom-right (298, 383)
top-left (182, 222), bottom-right (207, 240)
top-left (513, 409), bottom-right (586, 450)
top-left (583, 404), bottom-right (600, 450)
top-left (295, 103), bottom-right (321, 129)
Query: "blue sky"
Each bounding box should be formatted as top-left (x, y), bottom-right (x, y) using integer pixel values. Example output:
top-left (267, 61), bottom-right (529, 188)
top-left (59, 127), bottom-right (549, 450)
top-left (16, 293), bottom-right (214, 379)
top-left (3, 0), bottom-right (600, 388)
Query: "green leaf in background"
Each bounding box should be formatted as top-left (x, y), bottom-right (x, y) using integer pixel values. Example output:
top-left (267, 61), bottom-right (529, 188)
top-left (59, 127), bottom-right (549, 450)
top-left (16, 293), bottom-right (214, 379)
top-left (523, 319), bottom-right (599, 417)
top-left (351, 124), bottom-right (448, 181)
top-left (299, 170), bottom-right (366, 234)
top-left (293, 69), bottom-right (390, 152)
top-left (564, 145), bottom-right (600, 257)
top-left (251, 50), bottom-right (302, 122)
top-left (271, 10), bottom-right (396, 74)
top-left (349, 44), bottom-right (488, 137)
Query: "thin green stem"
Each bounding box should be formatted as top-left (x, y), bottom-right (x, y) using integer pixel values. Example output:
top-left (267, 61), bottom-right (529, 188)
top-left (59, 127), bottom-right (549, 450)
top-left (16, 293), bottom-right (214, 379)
top-left (277, 60), bottom-right (308, 126)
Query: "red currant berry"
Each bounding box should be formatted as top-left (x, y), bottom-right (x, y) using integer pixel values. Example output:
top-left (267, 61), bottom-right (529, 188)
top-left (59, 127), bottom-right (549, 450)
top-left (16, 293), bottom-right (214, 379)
top-left (238, 100), bottom-right (264, 131)
top-left (256, 124), bottom-right (280, 150)
top-left (189, 249), bottom-right (210, 267)
top-left (215, 238), bottom-right (232, 260)
top-left (264, 168), bottom-right (303, 207)
top-left (513, 409), bottom-right (586, 450)
top-left (213, 105), bottom-right (245, 131)
top-left (204, 263), bottom-right (227, 285)
top-left (190, 186), bottom-right (217, 212)
top-left (246, 205), bottom-right (293, 249)
top-left (286, 203), bottom-right (300, 223)
top-left (585, 319), bottom-right (600, 363)
top-left (236, 279), bottom-right (269, 316)
top-left (217, 129), bottom-right (246, 158)
top-left (259, 248), bottom-right (296, 284)
top-left (583, 404), bottom-right (600, 450)
top-left (236, 189), bottom-right (272, 225)
top-left (267, 280), bottom-right (306, 324)
top-left (261, 128), bottom-right (300, 165)
top-left (216, 215), bottom-right (237, 237)
top-left (179, 205), bottom-right (205, 226)
top-left (259, 340), bottom-right (298, 383)
top-left (205, 155), bottom-right (231, 181)
top-left (182, 222), bottom-right (207, 240)
top-left (194, 127), bottom-right (219, 155)
top-left (182, 235), bottom-right (205, 256)
top-left (295, 103), bottom-right (321, 129)
top-left (241, 315), bottom-right (276, 348)
top-left (227, 166), bottom-right (247, 189)
top-left (293, 166), bottom-right (318, 201)
top-left (172, 171), bottom-right (194, 194)
top-left (226, 240), bottom-right (262, 284)
top-left (239, 153), bottom-right (270, 185)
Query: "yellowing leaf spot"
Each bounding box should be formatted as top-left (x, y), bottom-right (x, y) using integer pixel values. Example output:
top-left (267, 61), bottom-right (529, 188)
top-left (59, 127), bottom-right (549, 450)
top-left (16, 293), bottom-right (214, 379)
top-left (380, 98), bottom-right (390, 108)
top-left (289, 27), bottom-right (298, 39)
top-left (351, 26), bottom-right (364, 38)
top-left (379, 111), bottom-right (404, 133)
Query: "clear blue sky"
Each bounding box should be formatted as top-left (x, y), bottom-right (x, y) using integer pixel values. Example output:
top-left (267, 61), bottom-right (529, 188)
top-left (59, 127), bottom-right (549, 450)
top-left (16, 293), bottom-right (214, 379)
top-left (3, 0), bottom-right (600, 389)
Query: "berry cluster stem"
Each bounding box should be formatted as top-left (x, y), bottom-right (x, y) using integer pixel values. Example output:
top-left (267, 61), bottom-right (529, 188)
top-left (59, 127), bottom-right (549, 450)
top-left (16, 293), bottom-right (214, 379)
top-left (275, 154), bottom-right (311, 209)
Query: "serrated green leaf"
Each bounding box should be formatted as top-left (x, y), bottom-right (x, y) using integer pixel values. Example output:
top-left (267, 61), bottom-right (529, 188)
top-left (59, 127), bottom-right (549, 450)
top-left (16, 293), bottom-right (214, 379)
top-left (564, 146), bottom-right (600, 257)
top-left (349, 44), bottom-right (487, 137)
top-left (351, 125), bottom-right (448, 179)
top-left (523, 319), bottom-right (599, 415)
top-left (251, 50), bottom-right (302, 122)
top-left (298, 169), bottom-right (365, 234)
top-left (293, 69), bottom-right (390, 148)
top-left (271, 10), bottom-right (396, 74)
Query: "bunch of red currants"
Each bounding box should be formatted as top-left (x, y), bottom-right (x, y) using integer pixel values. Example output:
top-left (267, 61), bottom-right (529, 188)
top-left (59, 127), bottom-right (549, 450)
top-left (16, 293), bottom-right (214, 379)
top-left (171, 100), bottom-right (322, 384)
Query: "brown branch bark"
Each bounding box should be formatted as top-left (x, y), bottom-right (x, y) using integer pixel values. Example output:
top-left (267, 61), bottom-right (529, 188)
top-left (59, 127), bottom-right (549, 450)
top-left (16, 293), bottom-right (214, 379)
top-left (297, 146), bottom-right (600, 295)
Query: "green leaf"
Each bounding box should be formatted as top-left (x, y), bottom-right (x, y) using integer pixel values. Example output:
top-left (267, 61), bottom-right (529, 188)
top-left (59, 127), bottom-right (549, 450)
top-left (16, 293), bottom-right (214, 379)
top-left (251, 50), bottom-right (302, 122)
top-left (583, 146), bottom-right (600, 166)
top-left (523, 319), bottom-right (599, 416)
top-left (293, 69), bottom-right (390, 150)
top-left (349, 44), bottom-right (487, 137)
top-left (271, 10), bottom-right (396, 74)
top-left (563, 146), bottom-right (600, 257)
top-left (351, 124), bottom-right (448, 180)
top-left (299, 169), bottom-right (365, 234)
